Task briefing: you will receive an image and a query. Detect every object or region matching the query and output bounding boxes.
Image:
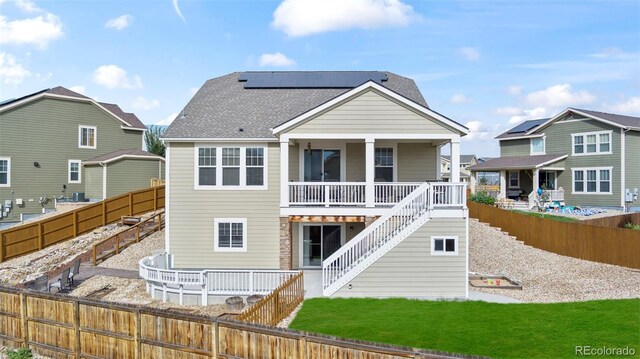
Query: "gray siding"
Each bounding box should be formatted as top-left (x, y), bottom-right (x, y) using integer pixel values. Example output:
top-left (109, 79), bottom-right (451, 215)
top-left (500, 139), bottom-right (530, 157)
top-left (397, 143), bottom-right (437, 181)
top-left (288, 143), bottom-right (300, 181)
top-left (0, 97), bottom-right (143, 222)
top-left (334, 217), bottom-right (467, 298)
top-left (167, 142), bottom-right (281, 269)
top-left (106, 159), bottom-right (162, 198)
top-left (84, 165), bottom-right (103, 200)
top-left (346, 143), bottom-right (365, 182)
top-left (626, 131), bottom-right (640, 197)
top-left (545, 119), bottom-right (621, 207)
top-left (288, 90), bottom-right (454, 135)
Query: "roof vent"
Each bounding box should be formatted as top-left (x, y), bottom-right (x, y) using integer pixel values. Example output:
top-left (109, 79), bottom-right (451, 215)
top-left (239, 128), bottom-right (244, 132)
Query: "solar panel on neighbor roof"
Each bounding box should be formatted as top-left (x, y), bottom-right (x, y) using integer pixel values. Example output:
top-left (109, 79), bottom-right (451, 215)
top-left (238, 72), bottom-right (388, 88)
top-left (507, 119), bottom-right (548, 134)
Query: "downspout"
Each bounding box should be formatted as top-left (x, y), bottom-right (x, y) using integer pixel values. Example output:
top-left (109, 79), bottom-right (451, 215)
top-left (621, 128), bottom-right (630, 211)
top-left (100, 162), bottom-right (107, 200)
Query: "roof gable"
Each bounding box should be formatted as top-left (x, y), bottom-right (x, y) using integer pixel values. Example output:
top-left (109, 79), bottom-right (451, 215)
top-left (272, 81), bottom-right (468, 135)
top-left (532, 108), bottom-right (640, 134)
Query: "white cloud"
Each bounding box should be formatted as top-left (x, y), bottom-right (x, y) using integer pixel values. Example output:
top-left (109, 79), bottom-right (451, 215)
top-left (525, 84), bottom-right (596, 108)
top-left (465, 120), bottom-right (492, 141)
top-left (132, 96), bottom-right (160, 110)
top-left (494, 106), bottom-right (522, 116)
top-left (14, 0), bottom-right (42, 13)
top-left (450, 94), bottom-right (468, 104)
top-left (93, 64), bottom-right (143, 89)
top-left (459, 47), bottom-right (480, 61)
top-left (69, 85), bottom-right (85, 94)
top-left (272, 0), bottom-right (419, 37)
top-left (602, 97), bottom-right (640, 116)
top-left (0, 13), bottom-right (64, 49)
top-left (0, 52), bottom-right (30, 84)
top-left (105, 14), bottom-right (133, 30)
top-left (259, 52), bottom-right (296, 67)
top-left (155, 112), bottom-right (178, 126)
top-left (172, 0), bottom-right (186, 23)
top-left (508, 107), bottom-right (548, 125)
top-left (507, 85), bottom-right (522, 96)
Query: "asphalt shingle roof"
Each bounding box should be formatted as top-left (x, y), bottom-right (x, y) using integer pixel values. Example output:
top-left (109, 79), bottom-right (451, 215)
top-left (442, 155), bottom-right (476, 164)
top-left (468, 154), bottom-right (566, 171)
top-left (98, 102), bottom-right (146, 129)
top-left (162, 71), bottom-right (430, 139)
top-left (571, 108), bottom-right (640, 129)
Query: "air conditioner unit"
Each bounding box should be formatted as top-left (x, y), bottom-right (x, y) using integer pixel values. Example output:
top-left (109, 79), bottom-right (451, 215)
top-left (15, 198), bottom-right (23, 206)
top-left (3, 200), bottom-right (11, 208)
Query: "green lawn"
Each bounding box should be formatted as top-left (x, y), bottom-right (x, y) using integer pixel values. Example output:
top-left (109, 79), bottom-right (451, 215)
top-left (512, 210), bottom-right (579, 223)
top-left (289, 298), bottom-right (640, 358)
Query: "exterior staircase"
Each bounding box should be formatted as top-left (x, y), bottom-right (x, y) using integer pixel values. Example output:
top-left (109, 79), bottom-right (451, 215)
top-left (322, 182), bottom-right (453, 297)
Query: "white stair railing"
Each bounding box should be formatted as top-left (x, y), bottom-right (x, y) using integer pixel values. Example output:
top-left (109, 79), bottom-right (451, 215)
top-left (322, 182), bottom-right (432, 296)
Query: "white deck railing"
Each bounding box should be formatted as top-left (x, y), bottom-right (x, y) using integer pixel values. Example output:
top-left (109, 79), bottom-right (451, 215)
top-left (429, 182), bottom-right (467, 208)
top-left (546, 189), bottom-right (564, 202)
top-left (374, 182), bottom-right (421, 205)
top-left (288, 182), bottom-right (366, 206)
top-left (139, 253), bottom-right (300, 305)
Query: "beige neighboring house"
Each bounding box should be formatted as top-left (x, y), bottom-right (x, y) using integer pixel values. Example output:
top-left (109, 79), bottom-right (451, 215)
top-left (140, 72), bottom-right (470, 304)
top-left (441, 154), bottom-right (477, 182)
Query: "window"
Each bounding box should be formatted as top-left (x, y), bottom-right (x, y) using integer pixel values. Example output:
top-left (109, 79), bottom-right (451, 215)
top-left (68, 160), bottom-right (81, 183)
top-left (530, 137), bottom-right (545, 155)
top-left (195, 146), bottom-right (267, 189)
top-left (374, 148), bottom-right (394, 182)
top-left (572, 131), bottom-right (611, 155)
top-left (573, 168), bottom-right (612, 194)
top-left (79, 126), bottom-right (96, 149)
top-left (0, 157), bottom-right (10, 187)
top-left (431, 236), bottom-right (458, 255)
top-left (214, 218), bottom-right (247, 251)
top-left (508, 171), bottom-right (520, 188)
top-left (245, 148), bottom-right (264, 186)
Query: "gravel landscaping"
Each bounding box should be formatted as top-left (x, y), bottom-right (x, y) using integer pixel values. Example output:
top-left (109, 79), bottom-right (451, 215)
top-left (469, 218), bottom-right (640, 302)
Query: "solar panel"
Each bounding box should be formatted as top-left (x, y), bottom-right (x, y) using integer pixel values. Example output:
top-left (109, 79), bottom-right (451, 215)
top-left (507, 118), bottom-right (548, 134)
top-left (238, 72), bottom-right (388, 89)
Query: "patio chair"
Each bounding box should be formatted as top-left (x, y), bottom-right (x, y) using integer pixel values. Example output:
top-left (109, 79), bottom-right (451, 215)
top-left (50, 268), bottom-right (71, 293)
top-left (69, 259), bottom-right (81, 285)
top-left (33, 275), bottom-right (49, 292)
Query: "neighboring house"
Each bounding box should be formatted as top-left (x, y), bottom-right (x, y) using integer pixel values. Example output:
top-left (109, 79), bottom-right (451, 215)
top-left (0, 87), bottom-right (164, 224)
top-left (160, 71), bottom-right (470, 300)
top-left (469, 108), bottom-right (640, 210)
top-left (441, 154), bottom-right (477, 182)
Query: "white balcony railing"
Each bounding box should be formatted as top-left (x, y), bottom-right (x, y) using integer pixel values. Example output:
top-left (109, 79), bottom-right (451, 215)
top-left (429, 182), bottom-right (467, 208)
top-left (546, 189), bottom-right (565, 202)
top-left (139, 253), bottom-right (300, 305)
top-left (374, 183), bottom-right (422, 205)
top-left (288, 182), bottom-right (366, 206)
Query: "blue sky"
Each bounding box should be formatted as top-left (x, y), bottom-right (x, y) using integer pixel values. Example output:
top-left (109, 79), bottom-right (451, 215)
top-left (1, 0), bottom-right (639, 156)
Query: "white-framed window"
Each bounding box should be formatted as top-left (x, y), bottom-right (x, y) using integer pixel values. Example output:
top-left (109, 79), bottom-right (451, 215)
top-left (508, 171), bottom-right (520, 188)
top-left (572, 167), bottom-right (612, 194)
top-left (79, 125), bottom-right (97, 149)
top-left (68, 160), bottom-right (82, 183)
top-left (195, 146), bottom-right (267, 190)
top-left (0, 157), bottom-right (10, 187)
top-left (572, 131), bottom-right (612, 156)
top-left (431, 236), bottom-right (458, 255)
top-left (530, 137), bottom-right (545, 155)
top-left (374, 147), bottom-right (394, 182)
top-left (214, 218), bottom-right (247, 252)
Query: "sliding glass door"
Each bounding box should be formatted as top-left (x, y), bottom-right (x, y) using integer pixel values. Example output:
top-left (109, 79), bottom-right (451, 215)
top-left (304, 149), bottom-right (341, 182)
top-left (302, 225), bottom-right (342, 267)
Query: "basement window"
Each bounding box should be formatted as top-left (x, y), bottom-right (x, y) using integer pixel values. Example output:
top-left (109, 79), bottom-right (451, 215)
top-left (431, 236), bottom-right (458, 255)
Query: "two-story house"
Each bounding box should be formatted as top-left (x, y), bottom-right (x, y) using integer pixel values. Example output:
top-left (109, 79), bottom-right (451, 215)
top-left (151, 71), bottom-right (470, 303)
top-left (441, 154), bottom-right (477, 182)
top-left (0, 87), bottom-right (164, 225)
top-left (469, 108), bottom-right (640, 210)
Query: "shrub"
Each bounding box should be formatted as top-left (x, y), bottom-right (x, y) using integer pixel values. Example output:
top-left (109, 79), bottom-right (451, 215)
top-left (624, 222), bottom-right (640, 231)
top-left (469, 191), bottom-right (495, 205)
top-left (6, 348), bottom-right (33, 359)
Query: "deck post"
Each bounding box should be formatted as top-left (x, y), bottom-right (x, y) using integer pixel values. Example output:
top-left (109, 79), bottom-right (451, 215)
top-left (365, 138), bottom-right (375, 207)
top-left (450, 139), bottom-right (461, 182)
top-left (280, 139), bottom-right (289, 208)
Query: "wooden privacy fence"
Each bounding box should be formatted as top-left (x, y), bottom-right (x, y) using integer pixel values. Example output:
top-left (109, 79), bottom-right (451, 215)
top-left (92, 210), bottom-right (165, 265)
top-left (0, 286), bottom-right (468, 359)
top-left (468, 201), bottom-right (640, 269)
top-left (237, 271), bottom-right (304, 326)
top-left (0, 186), bottom-right (165, 263)
top-left (581, 212), bottom-right (640, 228)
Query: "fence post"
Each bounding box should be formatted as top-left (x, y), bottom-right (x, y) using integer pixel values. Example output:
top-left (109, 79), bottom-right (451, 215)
top-left (212, 320), bottom-right (219, 358)
top-left (102, 201), bottom-right (107, 226)
top-left (134, 309), bottom-right (141, 359)
top-left (153, 187), bottom-right (158, 211)
top-left (74, 301), bottom-right (81, 359)
top-left (136, 225), bottom-right (141, 243)
top-left (38, 223), bottom-right (44, 250)
top-left (73, 211), bottom-right (78, 237)
top-left (129, 193), bottom-right (133, 216)
top-left (299, 335), bottom-right (307, 359)
top-left (0, 234), bottom-right (4, 262)
top-left (19, 292), bottom-right (28, 348)
top-left (116, 233), bottom-right (120, 254)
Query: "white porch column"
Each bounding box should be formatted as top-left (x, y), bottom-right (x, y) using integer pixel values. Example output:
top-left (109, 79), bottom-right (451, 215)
top-left (365, 138), bottom-right (375, 208)
top-left (280, 139), bottom-right (289, 208)
top-left (533, 169), bottom-right (540, 192)
top-left (435, 144), bottom-right (442, 181)
top-left (499, 170), bottom-right (507, 199)
top-left (470, 171), bottom-right (477, 194)
top-left (450, 140), bottom-right (461, 182)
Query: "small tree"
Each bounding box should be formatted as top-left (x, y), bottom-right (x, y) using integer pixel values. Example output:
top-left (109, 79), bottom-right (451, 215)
top-left (145, 125), bottom-right (166, 157)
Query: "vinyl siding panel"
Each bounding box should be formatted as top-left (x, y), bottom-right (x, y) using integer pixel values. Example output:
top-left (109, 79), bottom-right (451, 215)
top-left (334, 217), bottom-right (467, 298)
top-left (84, 165), bottom-right (104, 200)
top-left (500, 139), bottom-right (530, 156)
top-left (397, 143), bottom-right (437, 181)
top-left (288, 90), bottom-right (454, 135)
top-left (626, 131), bottom-right (640, 195)
top-left (167, 142), bottom-right (280, 269)
top-left (288, 143), bottom-right (300, 181)
top-left (346, 143), bottom-right (365, 181)
top-left (545, 119), bottom-right (621, 207)
top-left (0, 97), bottom-right (143, 222)
top-left (106, 159), bottom-right (161, 198)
